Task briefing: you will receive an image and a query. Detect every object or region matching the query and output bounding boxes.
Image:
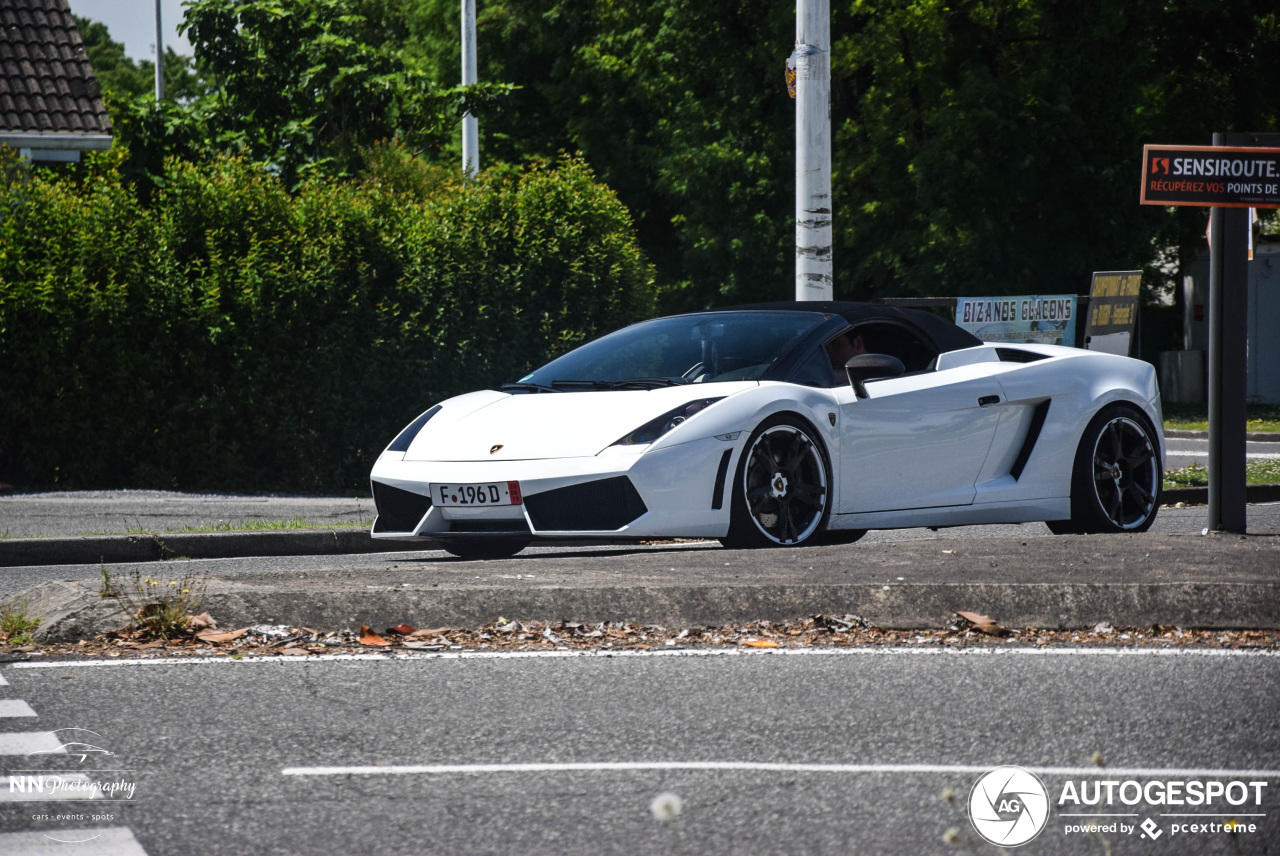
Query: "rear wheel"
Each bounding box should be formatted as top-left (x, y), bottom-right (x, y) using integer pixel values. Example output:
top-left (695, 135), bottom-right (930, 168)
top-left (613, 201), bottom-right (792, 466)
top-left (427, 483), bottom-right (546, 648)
top-left (722, 415), bottom-right (832, 548)
top-left (440, 539), bottom-right (530, 560)
top-left (1047, 404), bottom-right (1161, 535)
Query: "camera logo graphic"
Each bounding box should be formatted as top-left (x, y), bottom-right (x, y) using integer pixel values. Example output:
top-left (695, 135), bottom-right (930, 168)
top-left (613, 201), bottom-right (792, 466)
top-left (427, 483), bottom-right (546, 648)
top-left (968, 766), bottom-right (1051, 847)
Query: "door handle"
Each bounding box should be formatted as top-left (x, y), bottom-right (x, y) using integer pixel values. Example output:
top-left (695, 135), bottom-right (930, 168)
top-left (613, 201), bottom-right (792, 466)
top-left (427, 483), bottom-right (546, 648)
top-left (978, 395), bottom-right (1001, 406)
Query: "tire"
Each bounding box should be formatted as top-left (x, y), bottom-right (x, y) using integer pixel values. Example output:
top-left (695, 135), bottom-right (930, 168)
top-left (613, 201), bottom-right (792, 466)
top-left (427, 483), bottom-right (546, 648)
top-left (721, 415), bottom-right (833, 548)
top-left (440, 539), bottom-right (530, 560)
top-left (1049, 403), bottom-right (1161, 535)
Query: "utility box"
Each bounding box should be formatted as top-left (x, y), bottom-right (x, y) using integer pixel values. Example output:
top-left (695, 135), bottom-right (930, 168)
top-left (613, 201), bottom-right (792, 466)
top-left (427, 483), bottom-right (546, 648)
top-left (1159, 350), bottom-right (1206, 404)
top-left (1181, 241), bottom-right (1280, 404)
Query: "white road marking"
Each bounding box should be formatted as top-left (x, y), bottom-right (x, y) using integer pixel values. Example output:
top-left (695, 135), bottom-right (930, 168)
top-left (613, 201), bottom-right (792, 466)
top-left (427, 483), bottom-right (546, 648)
top-left (0, 672), bottom-right (8, 686)
top-left (0, 699), bottom-right (38, 717)
top-left (8, 645), bottom-right (1280, 671)
top-left (0, 827), bottom-right (147, 854)
top-left (282, 761), bottom-right (1280, 779)
top-left (0, 773), bottom-right (103, 802)
top-left (1165, 447), bottom-right (1280, 459)
top-left (0, 732), bottom-right (64, 755)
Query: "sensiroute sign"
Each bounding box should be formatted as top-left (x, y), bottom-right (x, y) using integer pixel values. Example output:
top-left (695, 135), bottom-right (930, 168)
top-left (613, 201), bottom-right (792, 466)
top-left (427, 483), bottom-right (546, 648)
top-left (1140, 144), bottom-right (1280, 208)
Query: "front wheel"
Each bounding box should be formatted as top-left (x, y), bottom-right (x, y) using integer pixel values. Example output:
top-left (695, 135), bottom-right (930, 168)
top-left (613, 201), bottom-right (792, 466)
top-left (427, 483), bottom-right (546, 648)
top-left (440, 539), bottom-right (529, 560)
top-left (1049, 403), bottom-right (1161, 535)
top-left (722, 415), bottom-right (832, 548)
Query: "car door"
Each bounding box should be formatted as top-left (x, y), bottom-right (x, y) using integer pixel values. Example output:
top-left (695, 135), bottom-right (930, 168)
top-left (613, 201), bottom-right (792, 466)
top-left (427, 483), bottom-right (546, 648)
top-left (833, 362), bottom-right (1007, 512)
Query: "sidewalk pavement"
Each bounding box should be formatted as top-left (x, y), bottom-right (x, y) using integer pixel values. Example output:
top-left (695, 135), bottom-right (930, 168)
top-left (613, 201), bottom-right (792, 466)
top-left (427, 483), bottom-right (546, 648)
top-left (2, 485), bottom-right (1278, 568)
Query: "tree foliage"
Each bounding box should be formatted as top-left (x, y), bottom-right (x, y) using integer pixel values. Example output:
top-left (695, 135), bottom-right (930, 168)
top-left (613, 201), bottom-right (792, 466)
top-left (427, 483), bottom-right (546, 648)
top-left (0, 151), bottom-right (654, 490)
top-left (74, 15), bottom-right (211, 105)
top-left (402, 0), bottom-right (1280, 308)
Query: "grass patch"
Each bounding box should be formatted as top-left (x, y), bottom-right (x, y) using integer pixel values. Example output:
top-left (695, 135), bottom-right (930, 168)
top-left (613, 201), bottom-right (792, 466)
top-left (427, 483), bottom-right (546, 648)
top-left (107, 567), bottom-right (209, 640)
top-left (0, 596), bottom-right (41, 644)
top-left (1163, 403), bottom-right (1280, 433)
top-left (1163, 459), bottom-right (1280, 490)
top-left (82, 517), bottom-right (370, 537)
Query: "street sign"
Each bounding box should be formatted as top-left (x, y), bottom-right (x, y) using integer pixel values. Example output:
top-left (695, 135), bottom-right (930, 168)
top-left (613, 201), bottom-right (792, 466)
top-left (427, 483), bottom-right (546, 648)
top-left (955, 295), bottom-right (1077, 347)
top-left (1140, 144), bottom-right (1280, 208)
top-left (1083, 271), bottom-right (1141, 357)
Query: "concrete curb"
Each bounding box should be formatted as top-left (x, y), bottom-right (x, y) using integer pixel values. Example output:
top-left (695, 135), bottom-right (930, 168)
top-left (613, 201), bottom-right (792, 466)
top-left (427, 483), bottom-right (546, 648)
top-left (0, 529), bottom-right (410, 568)
top-left (18, 529), bottom-right (1279, 640)
top-left (27, 579), bottom-right (1280, 642)
top-left (1165, 429), bottom-right (1280, 443)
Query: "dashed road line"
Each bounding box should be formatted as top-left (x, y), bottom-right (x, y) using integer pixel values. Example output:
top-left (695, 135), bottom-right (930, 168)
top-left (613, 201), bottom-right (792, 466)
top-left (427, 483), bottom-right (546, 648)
top-left (0, 732), bottom-right (64, 755)
top-left (0, 773), bottom-right (104, 802)
top-left (0, 699), bottom-right (38, 717)
top-left (0, 827), bottom-right (147, 854)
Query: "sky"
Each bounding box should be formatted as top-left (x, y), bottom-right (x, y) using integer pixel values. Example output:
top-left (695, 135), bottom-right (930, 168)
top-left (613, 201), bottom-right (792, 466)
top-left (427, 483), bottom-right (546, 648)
top-left (67, 0), bottom-right (194, 61)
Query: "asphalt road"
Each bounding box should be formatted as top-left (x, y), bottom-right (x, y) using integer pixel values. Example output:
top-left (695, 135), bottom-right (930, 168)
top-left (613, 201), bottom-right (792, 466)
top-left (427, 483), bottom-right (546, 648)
top-left (0, 648), bottom-right (1276, 855)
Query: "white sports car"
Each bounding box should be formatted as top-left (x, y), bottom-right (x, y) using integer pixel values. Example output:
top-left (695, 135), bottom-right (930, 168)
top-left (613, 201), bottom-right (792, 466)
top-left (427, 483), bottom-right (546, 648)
top-left (370, 301), bottom-right (1164, 558)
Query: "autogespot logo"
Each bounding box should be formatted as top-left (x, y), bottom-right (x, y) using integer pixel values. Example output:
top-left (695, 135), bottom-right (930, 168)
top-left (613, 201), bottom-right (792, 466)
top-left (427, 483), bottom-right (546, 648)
top-left (969, 766), bottom-right (1051, 847)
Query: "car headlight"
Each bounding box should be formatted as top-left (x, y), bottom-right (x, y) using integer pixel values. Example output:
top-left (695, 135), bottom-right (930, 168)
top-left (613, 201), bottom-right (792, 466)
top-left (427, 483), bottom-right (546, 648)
top-left (386, 405), bottom-right (442, 453)
top-left (612, 398), bottom-right (724, 446)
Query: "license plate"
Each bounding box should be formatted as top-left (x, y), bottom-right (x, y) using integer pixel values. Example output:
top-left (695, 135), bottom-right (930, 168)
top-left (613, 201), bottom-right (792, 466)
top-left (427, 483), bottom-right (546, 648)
top-left (434, 481), bottom-right (522, 507)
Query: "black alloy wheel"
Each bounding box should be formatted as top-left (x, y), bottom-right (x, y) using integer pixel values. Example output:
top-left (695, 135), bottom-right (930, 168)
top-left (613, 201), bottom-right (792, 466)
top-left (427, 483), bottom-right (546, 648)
top-left (1047, 404), bottom-right (1161, 535)
top-left (723, 415), bottom-right (832, 547)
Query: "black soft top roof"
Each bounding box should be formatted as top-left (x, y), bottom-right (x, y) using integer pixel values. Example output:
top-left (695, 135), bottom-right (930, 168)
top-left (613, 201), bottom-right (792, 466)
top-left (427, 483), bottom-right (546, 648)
top-left (718, 300), bottom-right (982, 354)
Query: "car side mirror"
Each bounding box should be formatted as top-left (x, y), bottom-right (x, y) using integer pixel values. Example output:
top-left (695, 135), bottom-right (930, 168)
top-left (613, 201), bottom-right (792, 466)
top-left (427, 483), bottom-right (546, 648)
top-left (845, 354), bottom-right (905, 399)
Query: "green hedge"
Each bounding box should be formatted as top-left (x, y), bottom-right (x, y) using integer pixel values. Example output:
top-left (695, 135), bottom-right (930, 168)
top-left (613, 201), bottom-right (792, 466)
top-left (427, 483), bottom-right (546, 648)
top-left (0, 150), bottom-right (655, 491)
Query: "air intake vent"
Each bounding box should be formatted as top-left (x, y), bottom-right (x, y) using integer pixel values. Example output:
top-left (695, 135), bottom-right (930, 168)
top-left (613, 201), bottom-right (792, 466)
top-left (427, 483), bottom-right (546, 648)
top-left (372, 481), bottom-right (432, 533)
top-left (996, 348), bottom-right (1050, 363)
top-left (525, 477), bottom-right (648, 531)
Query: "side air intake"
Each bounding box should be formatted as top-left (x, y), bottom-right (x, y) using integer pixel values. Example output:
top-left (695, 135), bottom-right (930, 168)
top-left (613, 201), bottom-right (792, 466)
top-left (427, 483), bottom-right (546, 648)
top-left (372, 481), bottom-right (432, 533)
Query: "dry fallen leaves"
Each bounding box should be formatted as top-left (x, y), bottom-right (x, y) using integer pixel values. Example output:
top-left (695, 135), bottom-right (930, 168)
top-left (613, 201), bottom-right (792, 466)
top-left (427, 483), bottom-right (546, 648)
top-left (195, 627), bottom-right (250, 644)
top-left (741, 639), bottom-right (780, 648)
top-left (359, 625), bottom-right (393, 646)
top-left (955, 611), bottom-right (1007, 636)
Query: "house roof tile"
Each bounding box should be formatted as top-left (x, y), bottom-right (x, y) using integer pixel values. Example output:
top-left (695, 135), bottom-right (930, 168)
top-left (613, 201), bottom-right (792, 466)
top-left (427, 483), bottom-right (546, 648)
top-left (0, 0), bottom-right (111, 138)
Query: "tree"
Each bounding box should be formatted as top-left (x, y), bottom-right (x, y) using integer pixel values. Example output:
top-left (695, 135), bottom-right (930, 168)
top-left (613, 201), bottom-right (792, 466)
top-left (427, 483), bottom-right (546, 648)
top-left (402, 0), bottom-right (1280, 309)
top-left (179, 0), bottom-right (513, 186)
top-left (74, 15), bottom-right (210, 106)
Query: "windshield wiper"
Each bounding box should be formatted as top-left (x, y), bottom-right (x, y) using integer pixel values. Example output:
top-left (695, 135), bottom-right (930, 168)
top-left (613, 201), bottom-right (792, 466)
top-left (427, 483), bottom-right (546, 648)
top-left (549, 378), bottom-right (688, 390)
top-left (604, 377), bottom-right (688, 389)
top-left (499, 382), bottom-right (561, 394)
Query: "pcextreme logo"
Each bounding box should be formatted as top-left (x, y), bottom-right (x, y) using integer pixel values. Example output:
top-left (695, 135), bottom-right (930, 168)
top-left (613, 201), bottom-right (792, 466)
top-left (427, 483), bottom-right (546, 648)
top-left (968, 766), bottom-right (1051, 847)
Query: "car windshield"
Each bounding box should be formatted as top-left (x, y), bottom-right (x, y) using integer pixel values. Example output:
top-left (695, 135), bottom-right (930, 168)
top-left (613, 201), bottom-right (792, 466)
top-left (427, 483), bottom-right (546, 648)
top-left (516, 311), bottom-right (827, 388)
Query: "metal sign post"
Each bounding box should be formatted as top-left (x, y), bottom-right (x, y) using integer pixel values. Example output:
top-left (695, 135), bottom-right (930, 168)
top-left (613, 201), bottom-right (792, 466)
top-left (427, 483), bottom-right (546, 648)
top-left (461, 0), bottom-right (479, 176)
top-left (1141, 134), bottom-right (1280, 533)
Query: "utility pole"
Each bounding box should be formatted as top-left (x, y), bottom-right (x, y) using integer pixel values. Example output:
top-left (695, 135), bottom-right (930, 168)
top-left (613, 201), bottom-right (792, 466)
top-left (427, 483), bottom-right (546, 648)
top-left (794, 0), bottom-right (832, 301)
top-left (461, 0), bottom-right (479, 176)
top-left (154, 0), bottom-right (165, 100)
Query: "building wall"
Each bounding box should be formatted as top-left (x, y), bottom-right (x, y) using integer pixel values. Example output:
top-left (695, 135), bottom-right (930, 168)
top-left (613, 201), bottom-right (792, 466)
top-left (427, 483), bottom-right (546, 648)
top-left (1183, 243), bottom-right (1280, 404)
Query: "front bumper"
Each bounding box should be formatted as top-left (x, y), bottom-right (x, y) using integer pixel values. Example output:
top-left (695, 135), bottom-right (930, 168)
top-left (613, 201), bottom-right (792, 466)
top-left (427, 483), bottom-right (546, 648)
top-left (369, 436), bottom-right (739, 541)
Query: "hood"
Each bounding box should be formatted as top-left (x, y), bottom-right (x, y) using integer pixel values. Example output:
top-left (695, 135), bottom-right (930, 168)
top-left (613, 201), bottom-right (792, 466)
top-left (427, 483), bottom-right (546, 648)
top-left (405, 383), bottom-right (751, 461)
